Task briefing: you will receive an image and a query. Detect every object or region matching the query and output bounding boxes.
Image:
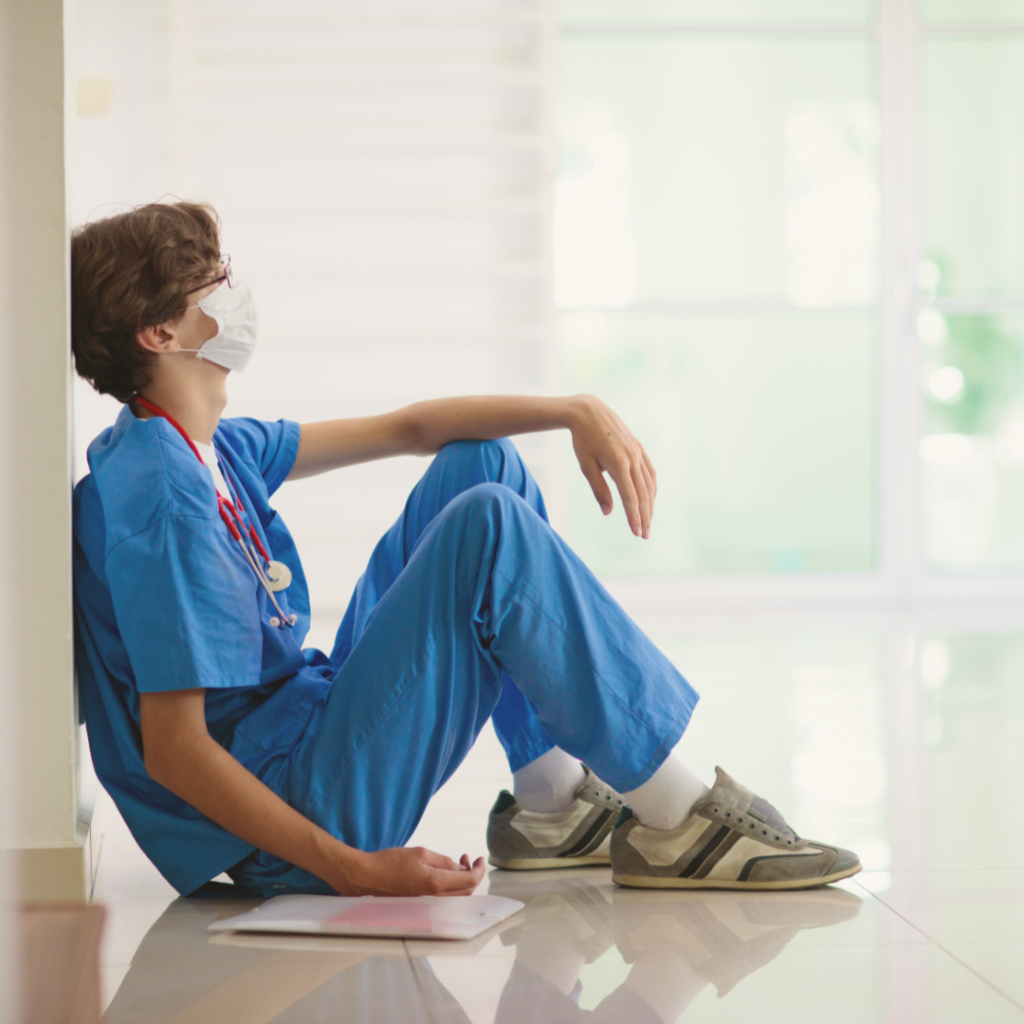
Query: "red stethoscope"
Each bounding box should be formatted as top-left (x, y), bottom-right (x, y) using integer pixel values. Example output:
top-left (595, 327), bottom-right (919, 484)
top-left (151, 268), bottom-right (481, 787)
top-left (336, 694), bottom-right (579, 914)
top-left (134, 396), bottom-right (298, 629)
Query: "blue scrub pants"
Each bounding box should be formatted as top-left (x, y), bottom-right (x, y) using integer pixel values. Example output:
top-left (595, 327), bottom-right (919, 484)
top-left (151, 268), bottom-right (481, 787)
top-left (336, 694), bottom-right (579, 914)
top-left (229, 440), bottom-right (698, 895)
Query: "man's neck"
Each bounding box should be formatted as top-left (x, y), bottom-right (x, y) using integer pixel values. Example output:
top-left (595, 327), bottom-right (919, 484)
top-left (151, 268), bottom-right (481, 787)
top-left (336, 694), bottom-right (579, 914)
top-left (135, 380), bottom-right (228, 445)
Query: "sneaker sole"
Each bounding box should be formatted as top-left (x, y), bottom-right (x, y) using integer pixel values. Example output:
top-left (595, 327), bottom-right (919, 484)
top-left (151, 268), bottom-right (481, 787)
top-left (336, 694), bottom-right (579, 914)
top-left (611, 863), bottom-right (862, 890)
top-left (488, 853), bottom-right (611, 870)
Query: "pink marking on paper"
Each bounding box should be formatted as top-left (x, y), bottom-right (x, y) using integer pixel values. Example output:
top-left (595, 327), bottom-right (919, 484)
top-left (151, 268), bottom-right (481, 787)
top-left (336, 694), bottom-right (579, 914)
top-left (324, 901), bottom-right (437, 933)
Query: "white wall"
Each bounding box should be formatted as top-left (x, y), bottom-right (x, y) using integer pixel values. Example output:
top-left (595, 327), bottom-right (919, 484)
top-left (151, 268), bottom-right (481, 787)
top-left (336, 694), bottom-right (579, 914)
top-left (0, 0), bottom-right (81, 907)
top-left (74, 0), bottom-right (556, 653)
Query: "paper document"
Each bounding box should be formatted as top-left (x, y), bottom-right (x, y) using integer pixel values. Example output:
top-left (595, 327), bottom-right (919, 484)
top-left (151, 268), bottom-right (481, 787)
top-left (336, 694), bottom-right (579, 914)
top-left (209, 893), bottom-right (524, 942)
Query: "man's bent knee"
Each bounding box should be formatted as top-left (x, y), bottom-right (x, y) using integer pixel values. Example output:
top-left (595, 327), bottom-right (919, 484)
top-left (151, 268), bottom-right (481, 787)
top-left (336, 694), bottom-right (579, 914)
top-left (433, 437), bottom-right (520, 481)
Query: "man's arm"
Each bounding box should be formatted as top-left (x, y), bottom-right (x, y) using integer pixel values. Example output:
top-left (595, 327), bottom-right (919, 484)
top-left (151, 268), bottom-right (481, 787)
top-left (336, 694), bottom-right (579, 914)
top-left (140, 689), bottom-right (485, 896)
top-left (288, 394), bottom-right (658, 538)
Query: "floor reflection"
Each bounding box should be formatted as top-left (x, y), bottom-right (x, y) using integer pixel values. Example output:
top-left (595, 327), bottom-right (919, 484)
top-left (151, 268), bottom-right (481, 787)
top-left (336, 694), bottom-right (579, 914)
top-left (103, 877), bottom-right (861, 1023)
top-left (487, 873), bottom-right (861, 1023)
top-left (102, 885), bottom-right (460, 1024)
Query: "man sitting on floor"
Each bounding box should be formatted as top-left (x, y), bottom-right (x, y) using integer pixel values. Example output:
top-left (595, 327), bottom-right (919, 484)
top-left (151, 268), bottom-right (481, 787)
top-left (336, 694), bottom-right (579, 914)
top-left (71, 200), bottom-right (860, 898)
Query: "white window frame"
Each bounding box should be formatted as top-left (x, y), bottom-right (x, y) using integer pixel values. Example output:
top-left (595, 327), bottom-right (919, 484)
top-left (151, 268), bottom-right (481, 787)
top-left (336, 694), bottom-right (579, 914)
top-left (555, 0), bottom-right (1024, 610)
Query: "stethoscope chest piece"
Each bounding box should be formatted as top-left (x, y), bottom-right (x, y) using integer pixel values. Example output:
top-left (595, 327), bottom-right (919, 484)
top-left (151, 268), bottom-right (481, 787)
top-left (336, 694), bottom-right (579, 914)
top-left (266, 560), bottom-right (292, 592)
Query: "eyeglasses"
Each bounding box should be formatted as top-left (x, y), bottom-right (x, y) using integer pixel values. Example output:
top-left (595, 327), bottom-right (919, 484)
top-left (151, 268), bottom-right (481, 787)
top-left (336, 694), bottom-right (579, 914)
top-left (185, 254), bottom-right (234, 297)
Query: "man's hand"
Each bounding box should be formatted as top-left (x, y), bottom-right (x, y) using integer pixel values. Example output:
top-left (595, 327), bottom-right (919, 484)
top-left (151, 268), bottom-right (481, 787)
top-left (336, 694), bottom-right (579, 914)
top-left (567, 395), bottom-right (657, 539)
top-left (335, 848), bottom-right (486, 897)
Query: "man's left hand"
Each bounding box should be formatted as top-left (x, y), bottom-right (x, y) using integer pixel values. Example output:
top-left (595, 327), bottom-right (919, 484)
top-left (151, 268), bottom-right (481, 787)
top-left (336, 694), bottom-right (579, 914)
top-left (567, 395), bottom-right (657, 539)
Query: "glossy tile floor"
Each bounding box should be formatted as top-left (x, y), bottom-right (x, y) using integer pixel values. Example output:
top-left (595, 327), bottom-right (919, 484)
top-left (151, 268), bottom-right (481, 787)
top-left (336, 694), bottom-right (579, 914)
top-left (89, 608), bottom-right (1024, 1022)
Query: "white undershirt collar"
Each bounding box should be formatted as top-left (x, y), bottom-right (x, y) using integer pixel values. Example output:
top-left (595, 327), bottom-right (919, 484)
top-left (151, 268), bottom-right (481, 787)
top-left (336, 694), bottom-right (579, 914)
top-left (193, 439), bottom-right (231, 499)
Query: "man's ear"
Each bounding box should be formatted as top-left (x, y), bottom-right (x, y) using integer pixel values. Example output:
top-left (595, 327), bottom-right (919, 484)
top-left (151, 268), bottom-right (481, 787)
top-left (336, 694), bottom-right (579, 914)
top-left (135, 324), bottom-right (178, 355)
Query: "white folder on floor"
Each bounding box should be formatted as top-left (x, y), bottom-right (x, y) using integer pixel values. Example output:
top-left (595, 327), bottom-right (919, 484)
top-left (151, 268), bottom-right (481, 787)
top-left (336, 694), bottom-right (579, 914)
top-left (208, 894), bottom-right (524, 942)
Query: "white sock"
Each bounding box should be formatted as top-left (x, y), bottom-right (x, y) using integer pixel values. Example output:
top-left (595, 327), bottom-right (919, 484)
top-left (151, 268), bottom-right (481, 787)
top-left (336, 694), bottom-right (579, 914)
top-left (512, 747), bottom-right (587, 813)
top-left (623, 755), bottom-right (709, 832)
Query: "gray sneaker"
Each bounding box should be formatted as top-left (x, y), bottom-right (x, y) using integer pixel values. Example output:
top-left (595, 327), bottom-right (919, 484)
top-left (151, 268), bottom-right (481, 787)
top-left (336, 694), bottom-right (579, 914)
top-left (610, 767), bottom-right (861, 890)
top-left (487, 767), bottom-right (624, 870)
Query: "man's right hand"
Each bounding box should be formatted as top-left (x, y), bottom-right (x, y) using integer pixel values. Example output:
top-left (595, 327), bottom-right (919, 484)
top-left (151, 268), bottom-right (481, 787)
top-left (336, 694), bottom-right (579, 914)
top-left (336, 847), bottom-right (486, 897)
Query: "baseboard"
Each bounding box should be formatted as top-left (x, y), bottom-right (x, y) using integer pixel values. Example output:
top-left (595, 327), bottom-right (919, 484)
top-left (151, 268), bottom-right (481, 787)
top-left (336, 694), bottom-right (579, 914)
top-left (8, 841), bottom-right (89, 902)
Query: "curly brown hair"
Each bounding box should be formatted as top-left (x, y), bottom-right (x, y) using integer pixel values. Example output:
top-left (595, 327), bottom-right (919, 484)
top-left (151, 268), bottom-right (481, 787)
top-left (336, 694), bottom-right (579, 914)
top-left (71, 200), bottom-right (222, 402)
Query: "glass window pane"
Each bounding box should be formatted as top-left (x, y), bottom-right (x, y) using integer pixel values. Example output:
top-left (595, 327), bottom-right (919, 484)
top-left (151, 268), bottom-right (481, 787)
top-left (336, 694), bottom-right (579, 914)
top-left (558, 0), bottom-right (870, 25)
top-left (557, 39), bottom-right (878, 307)
top-left (923, 40), bottom-right (1024, 298)
top-left (557, 311), bottom-right (876, 575)
top-left (923, 0), bottom-right (1024, 22)
top-left (921, 313), bottom-right (1024, 570)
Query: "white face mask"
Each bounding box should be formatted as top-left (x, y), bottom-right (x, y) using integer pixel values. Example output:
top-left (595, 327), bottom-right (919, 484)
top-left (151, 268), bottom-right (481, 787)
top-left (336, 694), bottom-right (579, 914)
top-left (183, 279), bottom-right (258, 373)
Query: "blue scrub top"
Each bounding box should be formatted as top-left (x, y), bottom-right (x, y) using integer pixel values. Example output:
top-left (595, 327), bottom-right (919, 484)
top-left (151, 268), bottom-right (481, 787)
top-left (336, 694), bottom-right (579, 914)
top-left (73, 404), bottom-right (335, 895)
